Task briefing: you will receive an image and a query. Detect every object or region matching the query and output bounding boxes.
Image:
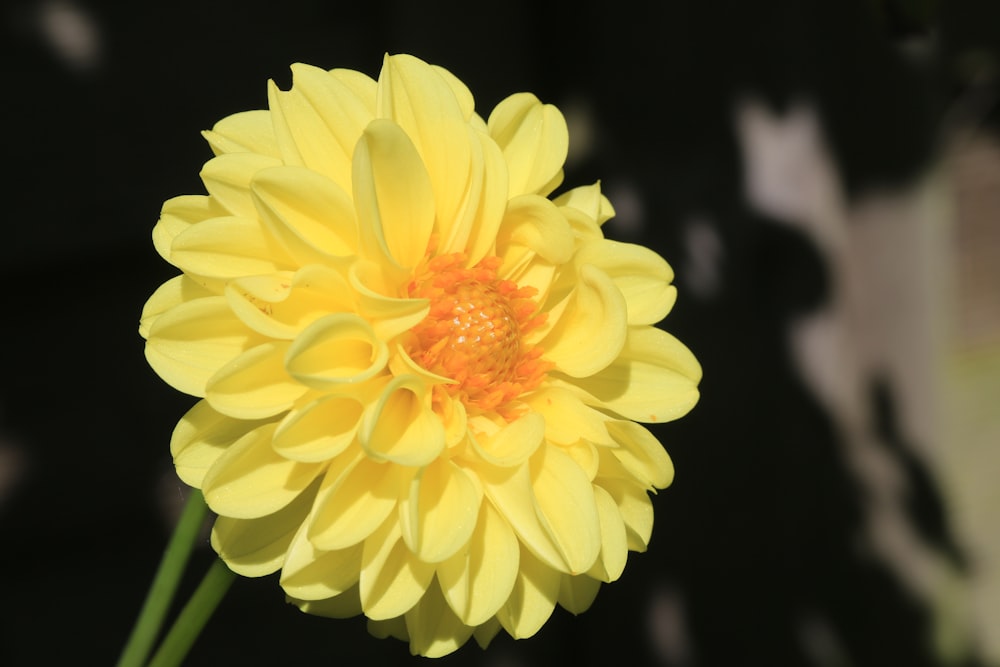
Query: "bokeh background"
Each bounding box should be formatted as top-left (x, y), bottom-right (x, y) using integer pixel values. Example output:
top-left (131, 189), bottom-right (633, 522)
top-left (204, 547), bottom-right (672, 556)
top-left (2, 0), bottom-right (999, 665)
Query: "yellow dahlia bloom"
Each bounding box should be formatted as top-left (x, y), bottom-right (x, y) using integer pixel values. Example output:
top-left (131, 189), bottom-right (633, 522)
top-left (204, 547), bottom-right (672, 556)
top-left (140, 54), bottom-right (701, 657)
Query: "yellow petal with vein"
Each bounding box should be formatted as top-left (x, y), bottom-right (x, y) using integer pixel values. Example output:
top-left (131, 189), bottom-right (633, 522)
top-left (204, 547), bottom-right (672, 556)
top-left (200, 152), bottom-right (282, 217)
top-left (530, 445), bottom-right (601, 574)
top-left (140, 275), bottom-right (214, 339)
top-left (575, 239), bottom-right (677, 325)
top-left (170, 215), bottom-right (293, 279)
top-left (153, 195), bottom-right (223, 262)
top-left (557, 574), bottom-right (601, 615)
top-left (470, 411), bottom-right (544, 467)
top-left (587, 485), bottom-right (628, 583)
top-left (597, 477), bottom-right (654, 552)
top-left (404, 579), bottom-right (475, 658)
top-left (607, 420), bottom-right (675, 489)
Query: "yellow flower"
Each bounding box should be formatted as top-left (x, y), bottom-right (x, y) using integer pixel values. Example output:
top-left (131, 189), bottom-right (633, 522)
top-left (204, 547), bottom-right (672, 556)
top-left (139, 54), bottom-right (701, 657)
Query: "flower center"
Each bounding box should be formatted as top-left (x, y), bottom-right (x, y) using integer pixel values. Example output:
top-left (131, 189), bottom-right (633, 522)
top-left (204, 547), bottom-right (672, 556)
top-left (405, 253), bottom-right (550, 417)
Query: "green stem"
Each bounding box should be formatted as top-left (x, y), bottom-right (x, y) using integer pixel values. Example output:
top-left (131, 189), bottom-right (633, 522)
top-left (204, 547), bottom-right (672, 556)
top-left (147, 558), bottom-right (236, 667)
top-left (116, 488), bottom-right (209, 667)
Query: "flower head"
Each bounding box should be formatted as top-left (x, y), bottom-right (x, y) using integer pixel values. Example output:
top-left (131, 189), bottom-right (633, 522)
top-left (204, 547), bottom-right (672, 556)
top-left (140, 54), bottom-right (701, 657)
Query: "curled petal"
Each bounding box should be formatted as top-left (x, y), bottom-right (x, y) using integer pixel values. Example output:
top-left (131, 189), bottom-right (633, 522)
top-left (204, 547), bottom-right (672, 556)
top-left (202, 423), bottom-right (322, 519)
top-left (488, 92), bottom-right (568, 197)
top-left (153, 195), bottom-right (223, 263)
top-left (349, 261), bottom-right (429, 341)
top-left (359, 375), bottom-right (445, 466)
top-left (596, 477), bottom-right (655, 552)
top-left (525, 387), bottom-right (611, 446)
top-left (140, 275), bottom-right (215, 339)
top-left (211, 483), bottom-right (317, 576)
top-left (498, 194), bottom-right (574, 265)
top-left (553, 182), bottom-right (616, 227)
top-left (285, 314), bottom-right (389, 389)
top-left (469, 412), bottom-right (544, 467)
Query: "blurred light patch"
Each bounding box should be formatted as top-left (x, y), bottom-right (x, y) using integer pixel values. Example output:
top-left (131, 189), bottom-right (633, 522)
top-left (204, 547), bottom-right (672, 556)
top-left (680, 217), bottom-right (724, 301)
top-left (38, 0), bottom-right (102, 72)
top-left (647, 581), bottom-right (693, 667)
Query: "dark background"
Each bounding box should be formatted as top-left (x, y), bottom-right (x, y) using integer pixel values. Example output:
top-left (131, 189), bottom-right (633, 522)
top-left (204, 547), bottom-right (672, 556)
top-left (1, 0), bottom-right (997, 665)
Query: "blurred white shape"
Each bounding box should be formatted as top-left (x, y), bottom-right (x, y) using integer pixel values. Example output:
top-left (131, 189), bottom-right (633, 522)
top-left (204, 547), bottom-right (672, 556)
top-left (680, 216), bottom-right (723, 300)
top-left (647, 582), bottom-right (693, 667)
top-left (798, 612), bottom-right (849, 667)
top-left (38, 0), bottom-right (102, 73)
top-left (604, 179), bottom-right (646, 237)
top-left (736, 98), bottom-right (843, 233)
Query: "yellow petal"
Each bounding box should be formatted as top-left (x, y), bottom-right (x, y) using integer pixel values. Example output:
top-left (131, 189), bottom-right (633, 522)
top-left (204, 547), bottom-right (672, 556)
top-left (292, 583), bottom-right (363, 619)
top-left (530, 445), bottom-right (601, 574)
top-left (497, 194), bottom-right (574, 265)
top-left (202, 109), bottom-right (278, 157)
top-left (377, 54), bottom-right (473, 248)
top-left (359, 375), bottom-right (445, 466)
top-left (359, 517), bottom-right (435, 620)
top-left (473, 618), bottom-right (502, 649)
top-left (554, 325), bottom-right (701, 423)
top-left (438, 501), bottom-right (519, 626)
top-left (139, 275), bottom-right (215, 339)
top-left (488, 92), bottom-right (568, 197)
top-left (145, 297), bottom-right (264, 397)
top-left (170, 215), bottom-right (294, 279)
top-left (352, 118), bottom-right (435, 270)
top-left (170, 399), bottom-right (266, 488)
top-left (251, 165), bottom-right (359, 263)
top-left (273, 394), bottom-right (363, 462)
top-left (280, 520), bottom-right (363, 600)
top-left (586, 485), bottom-right (628, 583)
top-left (496, 545), bottom-right (560, 639)
top-left (205, 342), bottom-right (307, 419)
top-left (398, 458), bottom-right (482, 563)
top-left (211, 483), bottom-right (316, 576)
top-left (153, 195), bottom-right (223, 263)
top-left (308, 445), bottom-right (403, 551)
top-left (202, 422), bottom-right (322, 519)
top-left (349, 260), bottom-right (430, 341)
top-left (404, 579), bottom-right (475, 658)
top-left (540, 264), bottom-right (627, 378)
top-left (457, 129), bottom-right (508, 265)
top-left (474, 459), bottom-right (565, 573)
top-left (574, 239), bottom-right (677, 325)
top-left (524, 387), bottom-right (611, 446)
top-left (200, 152), bottom-right (282, 217)
top-left (557, 574), bottom-right (601, 615)
top-left (596, 477), bottom-right (654, 552)
top-left (553, 182), bottom-right (615, 226)
top-left (607, 420), bottom-right (675, 489)
top-left (284, 314), bottom-right (389, 389)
